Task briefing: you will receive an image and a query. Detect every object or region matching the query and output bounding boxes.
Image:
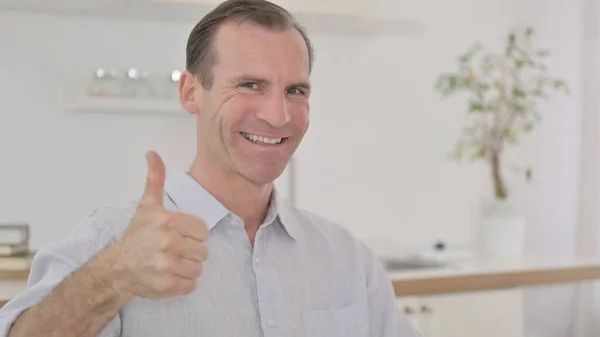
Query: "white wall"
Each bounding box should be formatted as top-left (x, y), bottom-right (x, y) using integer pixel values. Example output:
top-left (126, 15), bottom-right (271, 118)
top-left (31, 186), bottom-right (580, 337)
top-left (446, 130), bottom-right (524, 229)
top-left (574, 0), bottom-right (600, 335)
top-left (0, 0), bottom-right (529, 250)
top-left (0, 12), bottom-right (199, 248)
top-left (1, 0), bottom-right (591, 335)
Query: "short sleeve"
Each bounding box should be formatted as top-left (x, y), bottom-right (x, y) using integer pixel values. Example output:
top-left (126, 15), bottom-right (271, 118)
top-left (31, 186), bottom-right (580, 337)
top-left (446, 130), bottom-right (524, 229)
top-left (0, 208), bottom-right (126, 337)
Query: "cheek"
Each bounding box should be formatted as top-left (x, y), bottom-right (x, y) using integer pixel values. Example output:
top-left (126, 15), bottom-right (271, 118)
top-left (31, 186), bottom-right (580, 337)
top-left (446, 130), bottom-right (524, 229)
top-left (291, 103), bottom-right (310, 132)
top-left (221, 98), bottom-right (257, 138)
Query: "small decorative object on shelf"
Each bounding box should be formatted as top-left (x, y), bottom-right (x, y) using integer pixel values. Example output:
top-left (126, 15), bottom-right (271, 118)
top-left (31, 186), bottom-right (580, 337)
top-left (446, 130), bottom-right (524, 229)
top-left (433, 24), bottom-right (570, 256)
top-left (164, 70), bottom-right (182, 100)
top-left (121, 68), bottom-right (156, 98)
top-left (64, 68), bottom-right (187, 117)
top-left (87, 68), bottom-right (119, 97)
top-left (86, 68), bottom-right (182, 100)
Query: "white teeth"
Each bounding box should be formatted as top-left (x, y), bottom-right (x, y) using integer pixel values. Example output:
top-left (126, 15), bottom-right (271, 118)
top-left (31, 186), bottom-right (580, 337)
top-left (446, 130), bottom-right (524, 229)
top-left (242, 132), bottom-right (282, 144)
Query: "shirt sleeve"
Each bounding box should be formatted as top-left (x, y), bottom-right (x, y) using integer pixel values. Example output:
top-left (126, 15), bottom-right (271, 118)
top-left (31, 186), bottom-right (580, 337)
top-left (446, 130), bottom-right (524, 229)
top-left (0, 209), bottom-right (123, 337)
top-left (358, 242), bottom-right (421, 337)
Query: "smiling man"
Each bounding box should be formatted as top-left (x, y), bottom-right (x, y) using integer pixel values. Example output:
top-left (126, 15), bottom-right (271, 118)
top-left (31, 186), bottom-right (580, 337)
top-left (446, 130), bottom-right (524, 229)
top-left (0, 1), bottom-right (419, 336)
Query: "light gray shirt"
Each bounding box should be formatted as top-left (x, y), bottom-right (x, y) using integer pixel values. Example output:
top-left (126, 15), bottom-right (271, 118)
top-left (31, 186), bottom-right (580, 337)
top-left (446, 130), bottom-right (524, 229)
top-left (0, 171), bottom-right (419, 337)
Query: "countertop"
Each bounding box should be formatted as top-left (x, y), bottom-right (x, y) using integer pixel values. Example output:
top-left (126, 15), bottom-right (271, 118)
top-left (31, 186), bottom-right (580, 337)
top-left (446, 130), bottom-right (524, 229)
top-left (388, 253), bottom-right (600, 296)
top-left (2, 253), bottom-right (600, 301)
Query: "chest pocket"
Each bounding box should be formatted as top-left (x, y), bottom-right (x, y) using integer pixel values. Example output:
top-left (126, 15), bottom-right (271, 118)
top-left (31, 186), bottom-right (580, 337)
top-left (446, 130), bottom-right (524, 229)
top-left (302, 302), bottom-right (370, 337)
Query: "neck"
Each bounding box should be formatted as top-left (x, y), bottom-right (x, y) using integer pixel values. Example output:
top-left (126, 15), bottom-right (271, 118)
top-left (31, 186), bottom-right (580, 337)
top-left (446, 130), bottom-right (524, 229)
top-left (187, 153), bottom-right (273, 232)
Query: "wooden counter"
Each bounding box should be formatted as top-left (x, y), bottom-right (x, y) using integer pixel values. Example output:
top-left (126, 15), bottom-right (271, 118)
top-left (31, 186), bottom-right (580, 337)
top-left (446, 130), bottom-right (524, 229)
top-left (0, 253), bottom-right (33, 282)
top-left (389, 254), bottom-right (600, 296)
top-left (2, 254), bottom-right (600, 302)
top-left (0, 270), bottom-right (29, 282)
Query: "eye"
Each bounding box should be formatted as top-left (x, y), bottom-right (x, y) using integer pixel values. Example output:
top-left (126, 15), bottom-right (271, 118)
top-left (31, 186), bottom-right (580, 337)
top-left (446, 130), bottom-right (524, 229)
top-left (287, 87), bottom-right (304, 95)
top-left (241, 82), bottom-right (259, 90)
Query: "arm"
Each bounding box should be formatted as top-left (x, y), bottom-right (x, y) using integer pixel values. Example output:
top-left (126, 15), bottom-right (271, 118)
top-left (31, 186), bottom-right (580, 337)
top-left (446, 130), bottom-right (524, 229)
top-left (0, 213), bottom-right (124, 337)
top-left (8, 248), bottom-right (133, 337)
top-left (2, 152), bottom-right (209, 337)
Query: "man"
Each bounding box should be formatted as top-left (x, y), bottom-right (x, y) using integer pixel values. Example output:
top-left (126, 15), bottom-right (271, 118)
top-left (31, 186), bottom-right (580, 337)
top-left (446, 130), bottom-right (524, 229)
top-left (0, 1), bottom-right (419, 336)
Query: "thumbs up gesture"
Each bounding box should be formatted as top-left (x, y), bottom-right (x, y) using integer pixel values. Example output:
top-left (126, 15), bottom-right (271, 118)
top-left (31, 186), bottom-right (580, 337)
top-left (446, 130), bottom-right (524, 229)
top-left (110, 151), bottom-right (210, 299)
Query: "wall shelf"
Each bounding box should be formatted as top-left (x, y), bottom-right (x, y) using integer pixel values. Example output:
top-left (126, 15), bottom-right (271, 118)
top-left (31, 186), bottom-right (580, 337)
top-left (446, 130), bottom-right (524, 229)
top-left (0, 0), bottom-right (425, 37)
top-left (62, 95), bottom-right (190, 117)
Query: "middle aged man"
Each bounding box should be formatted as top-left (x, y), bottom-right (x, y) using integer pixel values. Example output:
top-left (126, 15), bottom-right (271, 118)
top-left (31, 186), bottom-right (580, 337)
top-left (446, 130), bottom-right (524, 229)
top-left (0, 1), bottom-right (420, 336)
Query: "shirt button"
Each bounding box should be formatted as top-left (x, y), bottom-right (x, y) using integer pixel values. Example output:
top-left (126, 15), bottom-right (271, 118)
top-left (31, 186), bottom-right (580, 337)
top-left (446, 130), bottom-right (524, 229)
top-left (254, 257), bottom-right (260, 265)
top-left (268, 319), bottom-right (275, 327)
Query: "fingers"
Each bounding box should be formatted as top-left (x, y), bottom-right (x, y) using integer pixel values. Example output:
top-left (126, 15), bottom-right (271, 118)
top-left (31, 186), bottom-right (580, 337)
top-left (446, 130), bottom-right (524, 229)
top-left (177, 236), bottom-right (210, 263)
top-left (154, 274), bottom-right (198, 296)
top-left (141, 151), bottom-right (166, 207)
top-left (169, 213), bottom-right (210, 242)
top-left (155, 255), bottom-right (203, 281)
top-left (174, 258), bottom-right (204, 280)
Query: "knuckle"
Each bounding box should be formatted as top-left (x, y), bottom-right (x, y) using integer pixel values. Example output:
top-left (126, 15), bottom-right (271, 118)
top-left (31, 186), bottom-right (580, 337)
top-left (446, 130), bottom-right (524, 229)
top-left (176, 279), bottom-right (197, 295)
top-left (159, 234), bottom-right (178, 252)
top-left (195, 262), bottom-right (204, 277)
top-left (155, 255), bottom-right (173, 273)
top-left (198, 220), bottom-right (210, 239)
top-left (200, 245), bottom-right (210, 260)
top-left (158, 276), bottom-right (178, 293)
top-left (158, 212), bottom-right (174, 229)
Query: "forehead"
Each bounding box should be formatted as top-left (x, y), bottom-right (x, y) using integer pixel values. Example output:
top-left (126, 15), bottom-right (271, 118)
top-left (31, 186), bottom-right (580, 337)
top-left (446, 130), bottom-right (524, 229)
top-left (211, 21), bottom-right (310, 81)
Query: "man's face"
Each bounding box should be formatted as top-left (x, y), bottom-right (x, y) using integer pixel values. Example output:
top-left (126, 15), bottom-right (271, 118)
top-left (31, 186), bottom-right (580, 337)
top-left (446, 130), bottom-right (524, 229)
top-left (182, 21), bottom-right (311, 185)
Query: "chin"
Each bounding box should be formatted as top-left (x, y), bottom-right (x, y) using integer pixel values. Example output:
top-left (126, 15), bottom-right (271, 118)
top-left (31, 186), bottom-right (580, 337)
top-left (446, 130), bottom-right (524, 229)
top-left (240, 164), bottom-right (287, 185)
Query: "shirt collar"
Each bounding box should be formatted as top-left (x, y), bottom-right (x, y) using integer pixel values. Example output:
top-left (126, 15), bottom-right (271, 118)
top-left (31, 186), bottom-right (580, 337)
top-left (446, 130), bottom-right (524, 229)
top-left (164, 170), bottom-right (297, 239)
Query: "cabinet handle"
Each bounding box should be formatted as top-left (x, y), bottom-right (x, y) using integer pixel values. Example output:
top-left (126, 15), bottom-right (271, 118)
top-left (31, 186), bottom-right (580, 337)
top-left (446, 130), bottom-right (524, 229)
top-left (404, 306), bottom-right (414, 315)
top-left (419, 305), bottom-right (434, 337)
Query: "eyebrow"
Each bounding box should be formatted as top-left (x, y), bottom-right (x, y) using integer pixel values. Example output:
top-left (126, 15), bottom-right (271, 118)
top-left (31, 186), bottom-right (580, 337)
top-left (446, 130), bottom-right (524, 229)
top-left (230, 75), bottom-right (311, 91)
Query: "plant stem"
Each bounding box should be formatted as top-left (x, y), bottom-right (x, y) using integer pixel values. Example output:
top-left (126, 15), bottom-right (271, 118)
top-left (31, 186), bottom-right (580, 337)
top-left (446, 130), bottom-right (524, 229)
top-left (491, 150), bottom-right (508, 199)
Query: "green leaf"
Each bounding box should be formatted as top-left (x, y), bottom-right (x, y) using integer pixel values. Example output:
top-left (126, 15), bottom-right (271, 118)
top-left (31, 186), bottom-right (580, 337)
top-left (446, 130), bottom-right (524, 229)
top-left (515, 59), bottom-right (525, 68)
top-left (525, 167), bottom-right (533, 181)
top-left (513, 87), bottom-right (527, 98)
top-left (522, 123), bottom-right (535, 132)
top-left (469, 101), bottom-right (485, 112)
top-left (470, 146), bottom-right (486, 160)
top-left (525, 26), bottom-right (534, 37)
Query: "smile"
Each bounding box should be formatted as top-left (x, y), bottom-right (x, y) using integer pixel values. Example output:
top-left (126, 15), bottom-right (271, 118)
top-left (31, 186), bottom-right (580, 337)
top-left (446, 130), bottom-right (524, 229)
top-left (241, 132), bottom-right (284, 145)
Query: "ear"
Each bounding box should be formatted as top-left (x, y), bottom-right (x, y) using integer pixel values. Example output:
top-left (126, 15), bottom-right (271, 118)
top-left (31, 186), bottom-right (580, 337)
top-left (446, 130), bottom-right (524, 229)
top-left (179, 70), bottom-right (202, 115)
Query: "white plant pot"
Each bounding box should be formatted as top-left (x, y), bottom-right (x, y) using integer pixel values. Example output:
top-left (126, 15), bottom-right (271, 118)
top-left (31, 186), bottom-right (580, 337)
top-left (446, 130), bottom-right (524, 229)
top-left (477, 197), bottom-right (526, 256)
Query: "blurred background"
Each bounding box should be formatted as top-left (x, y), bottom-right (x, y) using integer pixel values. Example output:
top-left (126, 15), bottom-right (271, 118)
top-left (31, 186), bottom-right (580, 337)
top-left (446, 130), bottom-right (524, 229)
top-left (0, 0), bottom-right (599, 336)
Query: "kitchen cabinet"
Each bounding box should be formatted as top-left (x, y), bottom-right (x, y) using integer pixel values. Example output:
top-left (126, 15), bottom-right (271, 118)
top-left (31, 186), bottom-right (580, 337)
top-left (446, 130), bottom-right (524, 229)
top-left (396, 289), bottom-right (524, 337)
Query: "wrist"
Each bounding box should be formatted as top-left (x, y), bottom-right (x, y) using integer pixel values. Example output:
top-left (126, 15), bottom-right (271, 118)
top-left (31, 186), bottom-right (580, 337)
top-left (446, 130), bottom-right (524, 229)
top-left (87, 245), bottom-right (136, 305)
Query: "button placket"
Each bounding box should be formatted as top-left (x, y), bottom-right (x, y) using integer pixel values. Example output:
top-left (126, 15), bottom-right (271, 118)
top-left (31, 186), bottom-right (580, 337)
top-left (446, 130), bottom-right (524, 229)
top-left (252, 227), bottom-right (280, 335)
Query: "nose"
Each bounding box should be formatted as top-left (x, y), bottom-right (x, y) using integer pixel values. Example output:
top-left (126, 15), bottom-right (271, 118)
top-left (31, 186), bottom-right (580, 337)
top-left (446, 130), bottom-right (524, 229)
top-left (256, 92), bottom-right (291, 128)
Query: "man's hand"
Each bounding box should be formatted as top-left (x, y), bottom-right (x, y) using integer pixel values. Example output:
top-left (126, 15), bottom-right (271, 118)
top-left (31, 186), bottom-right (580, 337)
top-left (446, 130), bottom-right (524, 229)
top-left (7, 151), bottom-right (210, 337)
top-left (110, 151), bottom-right (210, 299)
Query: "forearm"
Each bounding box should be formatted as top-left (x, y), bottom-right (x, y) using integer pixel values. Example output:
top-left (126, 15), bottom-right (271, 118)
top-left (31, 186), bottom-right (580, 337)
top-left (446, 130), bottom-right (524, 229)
top-left (8, 249), bottom-right (133, 337)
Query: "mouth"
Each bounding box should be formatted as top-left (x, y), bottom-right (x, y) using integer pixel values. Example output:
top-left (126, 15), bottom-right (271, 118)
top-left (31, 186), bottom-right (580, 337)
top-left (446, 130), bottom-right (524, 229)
top-left (240, 132), bottom-right (286, 145)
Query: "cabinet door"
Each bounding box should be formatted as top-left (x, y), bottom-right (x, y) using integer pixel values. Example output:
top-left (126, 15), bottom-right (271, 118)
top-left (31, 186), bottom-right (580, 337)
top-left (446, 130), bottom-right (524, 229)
top-left (396, 296), bottom-right (423, 334)
top-left (421, 289), bottom-right (524, 337)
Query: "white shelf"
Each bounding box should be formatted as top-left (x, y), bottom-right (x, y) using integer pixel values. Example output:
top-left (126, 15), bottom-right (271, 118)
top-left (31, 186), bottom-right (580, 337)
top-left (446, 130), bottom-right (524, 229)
top-left (0, 0), bottom-right (425, 37)
top-left (62, 96), bottom-right (190, 118)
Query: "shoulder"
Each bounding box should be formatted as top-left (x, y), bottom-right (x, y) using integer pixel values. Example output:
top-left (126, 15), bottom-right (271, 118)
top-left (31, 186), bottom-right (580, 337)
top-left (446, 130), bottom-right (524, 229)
top-left (279, 199), bottom-right (377, 263)
top-left (279, 199), bottom-right (357, 241)
top-left (82, 200), bottom-right (139, 239)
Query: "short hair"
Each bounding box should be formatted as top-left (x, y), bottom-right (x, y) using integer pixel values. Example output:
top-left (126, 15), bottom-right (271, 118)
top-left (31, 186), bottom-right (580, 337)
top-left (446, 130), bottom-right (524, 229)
top-left (185, 0), bottom-right (314, 89)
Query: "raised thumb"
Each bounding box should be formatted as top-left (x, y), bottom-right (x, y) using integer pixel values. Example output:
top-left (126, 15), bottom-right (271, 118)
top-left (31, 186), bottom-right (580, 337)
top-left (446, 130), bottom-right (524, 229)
top-left (141, 150), bottom-right (166, 206)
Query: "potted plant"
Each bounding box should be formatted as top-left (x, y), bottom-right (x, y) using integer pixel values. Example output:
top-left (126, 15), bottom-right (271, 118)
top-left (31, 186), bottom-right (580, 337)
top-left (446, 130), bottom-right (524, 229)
top-left (433, 24), bottom-right (569, 255)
